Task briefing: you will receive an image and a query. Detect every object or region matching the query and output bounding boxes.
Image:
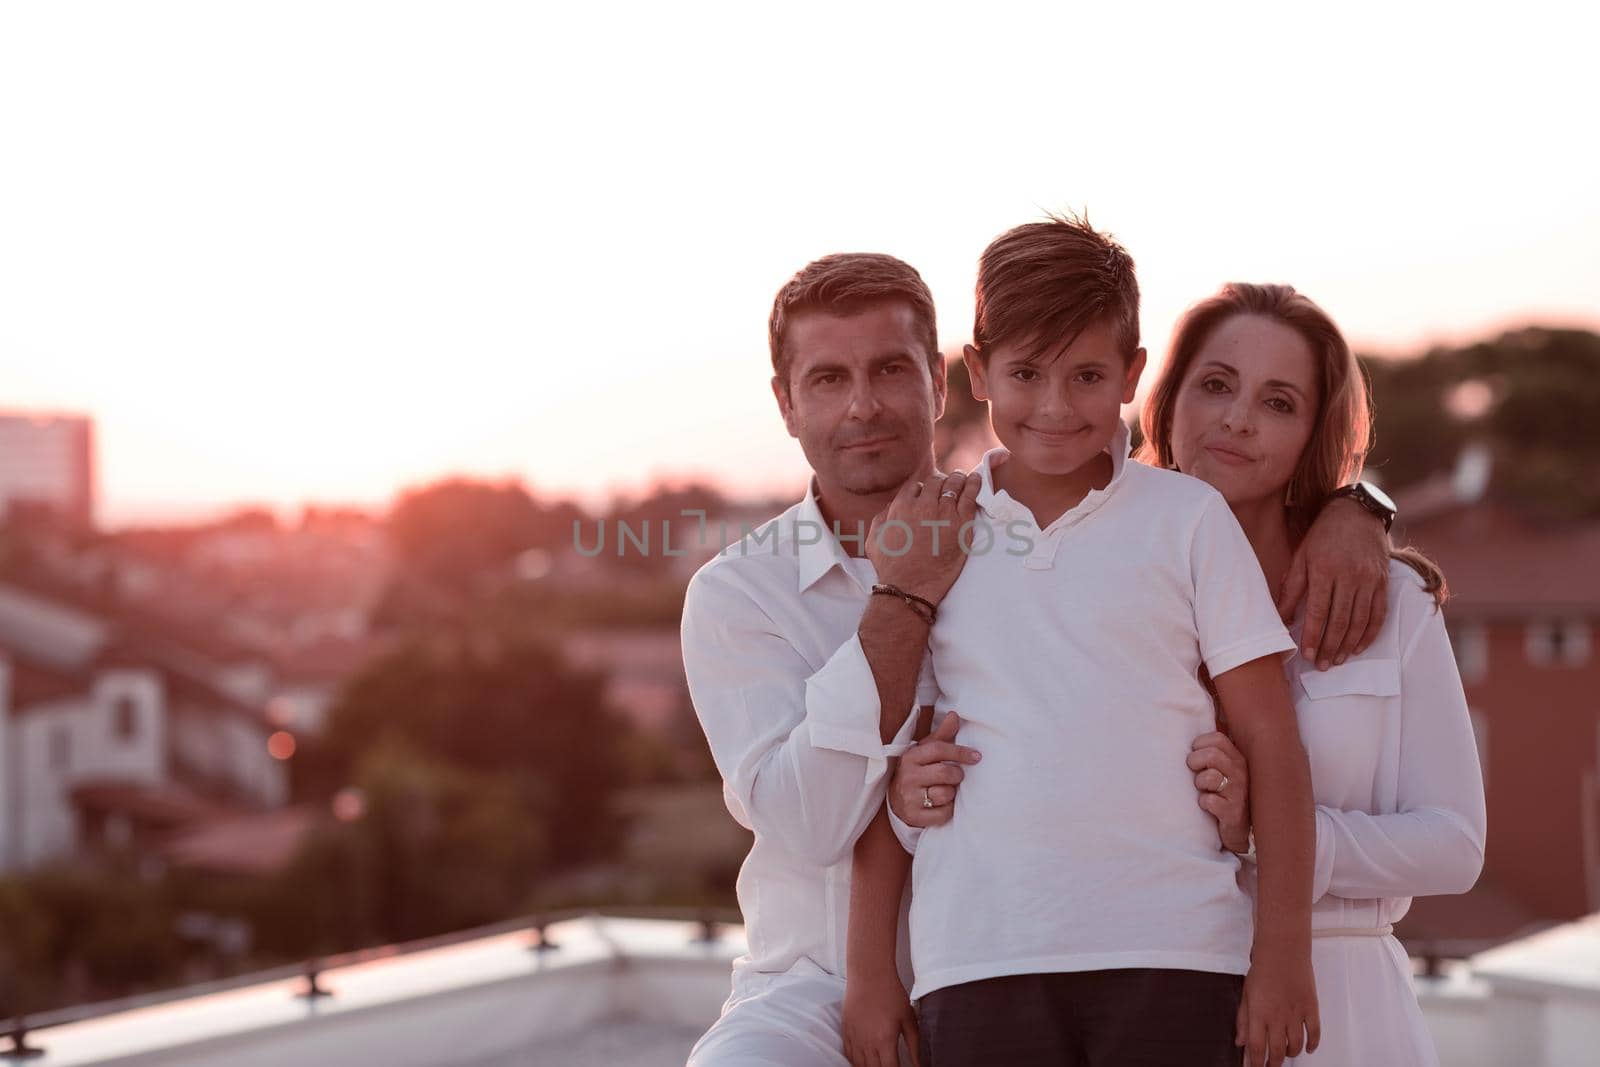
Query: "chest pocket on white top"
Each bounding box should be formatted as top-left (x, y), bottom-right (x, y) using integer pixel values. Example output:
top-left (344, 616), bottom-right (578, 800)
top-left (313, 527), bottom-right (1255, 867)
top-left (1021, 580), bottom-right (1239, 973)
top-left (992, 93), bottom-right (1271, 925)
top-left (1294, 658), bottom-right (1401, 808)
top-left (1295, 658), bottom-right (1401, 700)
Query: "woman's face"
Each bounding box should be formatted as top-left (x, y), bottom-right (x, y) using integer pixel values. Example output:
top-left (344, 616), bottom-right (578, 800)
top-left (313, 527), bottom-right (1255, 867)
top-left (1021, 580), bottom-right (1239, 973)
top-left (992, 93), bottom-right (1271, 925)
top-left (1169, 314), bottom-right (1320, 509)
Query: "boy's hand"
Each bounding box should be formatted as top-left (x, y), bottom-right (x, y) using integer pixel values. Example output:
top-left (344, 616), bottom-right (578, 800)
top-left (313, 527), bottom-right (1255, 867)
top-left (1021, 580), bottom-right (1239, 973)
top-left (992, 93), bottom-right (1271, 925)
top-left (842, 967), bottom-right (918, 1067)
top-left (891, 711), bottom-right (981, 828)
top-left (868, 470), bottom-right (982, 606)
top-left (1189, 731), bottom-right (1250, 855)
top-left (1237, 947), bottom-right (1319, 1067)
top-left (1276, 496), bottom-right (1390, 670)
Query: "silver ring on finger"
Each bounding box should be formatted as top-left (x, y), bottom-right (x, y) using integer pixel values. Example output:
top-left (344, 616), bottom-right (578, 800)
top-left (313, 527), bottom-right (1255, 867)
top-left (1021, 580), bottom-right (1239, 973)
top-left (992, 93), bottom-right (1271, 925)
top-left (1216, 774), bottom-right (1230, 793)
top-left (940, 490), bottom-right (957, 500)
top-left (922, 787), bottom-right (934, 809)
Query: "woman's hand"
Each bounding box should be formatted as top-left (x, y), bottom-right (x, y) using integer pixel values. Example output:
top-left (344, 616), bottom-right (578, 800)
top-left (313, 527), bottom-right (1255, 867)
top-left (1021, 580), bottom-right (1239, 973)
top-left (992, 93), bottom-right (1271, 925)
top-left (842, 967), bottom-right (918, 1067)
top-left (1188, 731), bottom-right (1250, 855)
top-left (888, 712), bottom-right (981, 829)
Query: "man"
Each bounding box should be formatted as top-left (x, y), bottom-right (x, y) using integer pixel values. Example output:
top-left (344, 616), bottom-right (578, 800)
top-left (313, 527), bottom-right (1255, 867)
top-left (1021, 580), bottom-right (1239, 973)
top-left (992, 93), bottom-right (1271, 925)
top-left (681, 252), bottom-right (1388, 1066)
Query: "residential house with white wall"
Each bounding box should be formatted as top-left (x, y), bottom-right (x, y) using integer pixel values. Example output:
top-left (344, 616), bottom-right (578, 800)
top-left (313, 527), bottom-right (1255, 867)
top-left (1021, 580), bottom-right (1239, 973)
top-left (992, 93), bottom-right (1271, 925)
top-left (0, 583), bottom-right (288, 874)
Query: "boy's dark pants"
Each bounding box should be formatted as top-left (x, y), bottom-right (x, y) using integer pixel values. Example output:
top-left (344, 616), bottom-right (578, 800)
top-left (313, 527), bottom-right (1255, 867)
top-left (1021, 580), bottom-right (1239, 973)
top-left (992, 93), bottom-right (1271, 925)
top-left (917, 968), bottom-right (1243, 1067)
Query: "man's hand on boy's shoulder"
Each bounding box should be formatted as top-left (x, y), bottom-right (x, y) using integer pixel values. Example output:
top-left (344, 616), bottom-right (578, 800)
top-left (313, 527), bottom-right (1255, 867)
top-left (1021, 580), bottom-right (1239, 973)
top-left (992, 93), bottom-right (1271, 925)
top-left (1276, 497), bottom-right (1391, 671)
top-left (868, 469), bottom-right (982, 606)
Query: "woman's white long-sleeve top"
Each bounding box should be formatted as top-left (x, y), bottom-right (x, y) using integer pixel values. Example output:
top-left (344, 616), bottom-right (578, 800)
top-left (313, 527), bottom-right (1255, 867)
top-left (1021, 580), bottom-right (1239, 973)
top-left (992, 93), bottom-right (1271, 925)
top-left (1286, 559), bottom-right (1487, 933)
top-left (1267, 558), bottom-right (1487, 1067)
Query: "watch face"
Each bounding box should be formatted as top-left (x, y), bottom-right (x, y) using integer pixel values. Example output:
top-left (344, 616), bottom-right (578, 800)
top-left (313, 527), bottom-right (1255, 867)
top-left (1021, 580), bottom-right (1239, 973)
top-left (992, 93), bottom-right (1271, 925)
top-left (1359, 480), bottom-right (1397, 513)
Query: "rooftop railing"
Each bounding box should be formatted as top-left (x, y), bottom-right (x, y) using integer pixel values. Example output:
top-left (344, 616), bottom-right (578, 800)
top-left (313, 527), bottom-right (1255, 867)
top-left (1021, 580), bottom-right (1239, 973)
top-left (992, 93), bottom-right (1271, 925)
top-left (2, 905), bottom-right (743, 1064)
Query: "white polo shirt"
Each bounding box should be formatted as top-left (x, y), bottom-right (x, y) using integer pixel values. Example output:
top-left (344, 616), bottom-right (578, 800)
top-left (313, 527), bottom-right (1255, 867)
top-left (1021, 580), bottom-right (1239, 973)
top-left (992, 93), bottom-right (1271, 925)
top-left (681, 485), bottom-right (932, 997)
top-left (906, 424), bottom-right (1296, 999)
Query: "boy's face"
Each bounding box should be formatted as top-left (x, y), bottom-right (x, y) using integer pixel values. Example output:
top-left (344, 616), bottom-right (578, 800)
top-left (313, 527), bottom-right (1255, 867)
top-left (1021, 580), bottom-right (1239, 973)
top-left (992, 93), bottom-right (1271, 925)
top-left (772, 301), bottom-right (946, 498)
top-left (964, 319), bottom-right (1145, 478)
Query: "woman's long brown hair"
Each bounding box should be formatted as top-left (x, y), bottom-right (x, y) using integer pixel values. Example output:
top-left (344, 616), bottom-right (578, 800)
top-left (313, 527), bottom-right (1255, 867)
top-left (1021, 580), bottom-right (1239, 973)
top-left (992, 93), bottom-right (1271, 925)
top-left (1138, 282), bottom-right (1446, 605)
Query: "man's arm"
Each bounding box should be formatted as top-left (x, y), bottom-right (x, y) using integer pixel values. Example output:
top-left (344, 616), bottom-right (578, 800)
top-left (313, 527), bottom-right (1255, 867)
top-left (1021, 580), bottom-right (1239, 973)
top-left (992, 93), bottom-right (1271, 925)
top-left (1214, 656), bottom-right (1318, 1067)
top-left (681, 567), bottom-right (922, 868)
top-left (858, 595), bottom-right (933, 743)
top-left (860, 470), bottom-right (983, 742)
top-left (679, 472), bottom-right (979, 867)
top-left (1278, 497), bottom-right (1391, 669)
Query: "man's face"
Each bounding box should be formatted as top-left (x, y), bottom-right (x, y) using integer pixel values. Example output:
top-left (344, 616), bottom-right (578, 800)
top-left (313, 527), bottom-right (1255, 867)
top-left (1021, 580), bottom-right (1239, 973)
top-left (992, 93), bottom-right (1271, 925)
top-left (965, 319), bottom-right (1144, 477)
top-left (772, 301), bottom-right (946, 498)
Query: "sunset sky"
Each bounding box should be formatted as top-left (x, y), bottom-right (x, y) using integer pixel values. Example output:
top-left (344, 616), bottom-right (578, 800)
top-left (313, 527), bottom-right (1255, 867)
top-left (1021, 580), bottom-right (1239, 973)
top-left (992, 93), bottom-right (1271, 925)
top-left (2, 2), bottom-right (1596, 526)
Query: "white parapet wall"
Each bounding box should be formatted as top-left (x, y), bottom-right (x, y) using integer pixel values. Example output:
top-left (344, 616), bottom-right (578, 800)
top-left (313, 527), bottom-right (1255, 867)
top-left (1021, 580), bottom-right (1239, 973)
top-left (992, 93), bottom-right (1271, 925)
top-left (17, 912), bottom-right (1600, 1067)
top-left (1417, 913), bottom-right (1600, 1067)
top-left (13, 916), bottom-right (743, 1067)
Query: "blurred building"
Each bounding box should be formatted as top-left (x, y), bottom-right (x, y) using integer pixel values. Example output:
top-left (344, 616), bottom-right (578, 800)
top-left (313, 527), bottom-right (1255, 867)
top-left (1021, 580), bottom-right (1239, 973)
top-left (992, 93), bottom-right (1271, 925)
top-left (1383, 442), bottom-right (1600, 957)
top-left (562, 628), bottom-right (689, 732)
top-left (1398, 501), bottom-right (1600, 925)
top-left (0, 583), bottom-right (289, 874)
top-left (0, 411), bottom-right (95, 530)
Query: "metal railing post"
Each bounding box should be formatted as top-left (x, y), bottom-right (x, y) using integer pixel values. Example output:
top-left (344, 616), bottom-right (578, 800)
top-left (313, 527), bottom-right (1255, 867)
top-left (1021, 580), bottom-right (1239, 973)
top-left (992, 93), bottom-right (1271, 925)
top-left (2, 1016), bottom-right (45, 1060)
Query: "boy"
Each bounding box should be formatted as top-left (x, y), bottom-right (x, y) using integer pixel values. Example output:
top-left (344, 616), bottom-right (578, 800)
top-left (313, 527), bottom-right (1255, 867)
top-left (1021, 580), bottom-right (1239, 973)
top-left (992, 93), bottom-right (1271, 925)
top-left (845, 217), bottom-right (1319, 1067)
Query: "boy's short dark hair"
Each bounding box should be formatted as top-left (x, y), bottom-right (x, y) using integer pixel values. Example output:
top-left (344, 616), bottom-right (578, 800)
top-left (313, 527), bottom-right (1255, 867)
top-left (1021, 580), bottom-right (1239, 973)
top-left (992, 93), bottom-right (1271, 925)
top-left (769, 253), bottom-right (941, 392)
top-left (972, 213), bottom-right (1140, 363)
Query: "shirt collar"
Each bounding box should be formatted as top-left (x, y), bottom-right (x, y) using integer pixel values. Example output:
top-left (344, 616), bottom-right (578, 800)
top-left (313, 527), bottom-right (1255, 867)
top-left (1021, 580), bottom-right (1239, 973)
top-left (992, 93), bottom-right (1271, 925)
top-left (974, 419), bottom-right (1134, 526)
top-left (794, 478), bottom-right (860, 594)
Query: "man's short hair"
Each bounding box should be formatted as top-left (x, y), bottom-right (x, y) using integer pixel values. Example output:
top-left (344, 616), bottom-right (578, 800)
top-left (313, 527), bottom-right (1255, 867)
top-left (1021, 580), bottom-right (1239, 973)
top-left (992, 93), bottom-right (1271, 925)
top-left (768, 253), bottom-right (941, 391)
top-left (972, 213), bottom-right (1140, 363)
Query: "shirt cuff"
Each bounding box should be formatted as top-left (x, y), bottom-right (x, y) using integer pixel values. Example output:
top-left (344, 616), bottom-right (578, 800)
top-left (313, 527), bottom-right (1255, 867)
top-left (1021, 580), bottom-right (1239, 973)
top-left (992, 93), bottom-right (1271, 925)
top-left (914, 651), bottom-right (938, 707)
top-left (1311, 806), bottom-right (1336, 902)
top-left (805, 634), bottom-right (920, 770)
top-left (887, 799), bottom-right (923, 854)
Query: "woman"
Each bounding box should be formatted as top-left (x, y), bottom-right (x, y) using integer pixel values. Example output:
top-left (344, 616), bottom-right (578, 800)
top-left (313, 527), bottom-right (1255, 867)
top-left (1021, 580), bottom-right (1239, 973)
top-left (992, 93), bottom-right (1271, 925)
top-left (1139, 282), bottom-right (1487, 1066)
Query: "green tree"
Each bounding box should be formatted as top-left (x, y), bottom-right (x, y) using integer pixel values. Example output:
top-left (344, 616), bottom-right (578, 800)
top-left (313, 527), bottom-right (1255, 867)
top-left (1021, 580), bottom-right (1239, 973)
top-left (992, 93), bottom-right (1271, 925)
top-left (601, 481), bottom-right (728, 573)
top-left (1363, 328), bottom-right (1600, 516)
top-left (264, 746), bottom-right (545, 951)
top-left (386, 478), bottom-right (585, 585)
top-left (0, 867), bottom-right (184, 1015)
top-left (377, 478), bottom-right (589, 627)
top-left (314, 626), bottom-right (631, 866)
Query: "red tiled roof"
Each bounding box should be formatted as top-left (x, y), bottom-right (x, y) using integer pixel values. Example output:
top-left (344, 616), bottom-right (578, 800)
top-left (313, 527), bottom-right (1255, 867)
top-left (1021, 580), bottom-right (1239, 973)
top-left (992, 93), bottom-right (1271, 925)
top-left (270, 634), bottom-right (387, 681)
top-left (97, 632), bottom-right (274, 724)
top-left (3, 652), bottom-right (87, 709)
top-left (160, 806), bottom-right (317, 877)
top-left (1398, 504), bottom-right (1600, 616)
top-left (70, 780), bottom-right (224, 825)
top-left (0, 581), bottom-right (273, 723)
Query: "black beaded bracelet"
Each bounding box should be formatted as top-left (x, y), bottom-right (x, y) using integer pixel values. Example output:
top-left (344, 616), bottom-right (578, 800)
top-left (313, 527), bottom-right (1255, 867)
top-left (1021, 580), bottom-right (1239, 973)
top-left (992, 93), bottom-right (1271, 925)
top-left (871, 583), bottom-right (937, 625)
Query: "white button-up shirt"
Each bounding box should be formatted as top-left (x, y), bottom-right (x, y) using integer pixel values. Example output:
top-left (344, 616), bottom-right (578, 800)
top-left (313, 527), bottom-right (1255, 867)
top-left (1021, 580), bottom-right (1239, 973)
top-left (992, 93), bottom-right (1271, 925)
top-left (681, 487), bottom-right (927, 992)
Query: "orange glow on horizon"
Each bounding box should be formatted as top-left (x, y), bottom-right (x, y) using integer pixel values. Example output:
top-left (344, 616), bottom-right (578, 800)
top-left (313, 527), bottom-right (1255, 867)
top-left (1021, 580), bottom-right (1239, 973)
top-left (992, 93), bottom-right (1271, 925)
top-left (1, 5), bottom-right (1594, 527)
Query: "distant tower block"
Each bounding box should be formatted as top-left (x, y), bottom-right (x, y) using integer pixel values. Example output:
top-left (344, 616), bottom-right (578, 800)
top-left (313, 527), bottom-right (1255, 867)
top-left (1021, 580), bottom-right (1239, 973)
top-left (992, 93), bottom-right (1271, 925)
top-left (0, 412), bottom-right (95, 530)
